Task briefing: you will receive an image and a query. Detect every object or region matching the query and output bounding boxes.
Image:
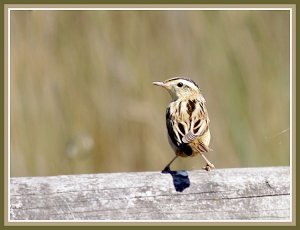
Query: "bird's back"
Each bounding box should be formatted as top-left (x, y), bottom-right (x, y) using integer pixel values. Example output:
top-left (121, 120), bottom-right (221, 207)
top-left (166, 96), bottom-right (211, 157)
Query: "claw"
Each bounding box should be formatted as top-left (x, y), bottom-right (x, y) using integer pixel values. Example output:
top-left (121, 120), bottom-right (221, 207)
top-left (202, 163), bottom-right (215, 171)
top-left (161, 166), bottom-right (171, 173)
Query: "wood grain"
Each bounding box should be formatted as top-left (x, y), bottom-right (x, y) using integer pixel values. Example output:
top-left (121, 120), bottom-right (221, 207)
top-left (10, 167), bottom-right (290, 221)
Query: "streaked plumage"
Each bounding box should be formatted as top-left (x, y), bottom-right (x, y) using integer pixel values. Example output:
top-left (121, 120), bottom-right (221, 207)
top-left (153, 77), bottom-right (214, 171)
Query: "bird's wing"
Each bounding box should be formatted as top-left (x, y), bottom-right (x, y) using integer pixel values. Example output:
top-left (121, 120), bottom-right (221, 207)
top-left (166, 107), bottom-right (195, 156)
top-left (166, 107), bottom-right (182, 148)
top-left (183, 118), bottom-right (211, 153)
top-left (182, 119), bottom-right (208, 143)
top-left (166, 99), bottom-right (210, 153)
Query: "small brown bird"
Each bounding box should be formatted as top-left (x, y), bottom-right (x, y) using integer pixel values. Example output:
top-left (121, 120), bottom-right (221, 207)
top-left (153, 77), bottom-right (214, 171)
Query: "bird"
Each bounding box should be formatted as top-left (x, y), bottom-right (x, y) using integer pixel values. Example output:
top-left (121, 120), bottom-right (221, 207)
top-left (153, 77), bottom-right (215, 172)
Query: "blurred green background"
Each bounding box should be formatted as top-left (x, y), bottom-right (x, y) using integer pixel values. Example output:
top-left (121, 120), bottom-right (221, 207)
top-left (10, 10), bottom-right (290, 177)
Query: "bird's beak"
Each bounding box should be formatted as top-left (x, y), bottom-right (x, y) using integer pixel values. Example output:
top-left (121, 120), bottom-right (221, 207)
top-left (152, 81), bottom-right (167, 88)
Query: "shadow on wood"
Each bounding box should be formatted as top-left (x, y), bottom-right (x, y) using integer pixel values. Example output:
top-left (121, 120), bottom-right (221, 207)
top-left (9, 167), bottom-right (291, 221)
top-left (161, 169), bottom-right (190, 192)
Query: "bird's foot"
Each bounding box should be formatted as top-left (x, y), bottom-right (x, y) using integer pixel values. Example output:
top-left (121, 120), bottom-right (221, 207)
top-left (202, 163), bottom-right (215, 171)
top-left (161, 166), bottom-right (171, 173)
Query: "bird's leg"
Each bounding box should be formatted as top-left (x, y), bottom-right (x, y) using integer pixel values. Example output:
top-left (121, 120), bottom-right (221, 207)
top-left (200, 153), bottom-right (215, 171)
top-left (162, 155), bottom-right (178, 172)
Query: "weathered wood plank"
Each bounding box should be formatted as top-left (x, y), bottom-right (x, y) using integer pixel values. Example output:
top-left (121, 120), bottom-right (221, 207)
top-left (10, 167), bottom-right (290, 221)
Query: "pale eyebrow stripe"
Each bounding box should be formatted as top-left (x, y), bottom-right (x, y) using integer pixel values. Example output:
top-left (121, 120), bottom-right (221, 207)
top-left (165, 77), bottom-right (199, 88)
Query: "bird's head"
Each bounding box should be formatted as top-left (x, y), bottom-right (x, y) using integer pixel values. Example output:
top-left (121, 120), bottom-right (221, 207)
top-left (153, 77), bottom-right (200, 100)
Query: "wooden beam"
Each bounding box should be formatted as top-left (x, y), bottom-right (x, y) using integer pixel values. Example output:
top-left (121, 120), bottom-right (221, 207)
top-left (10, 167), bottom-right (290, 221)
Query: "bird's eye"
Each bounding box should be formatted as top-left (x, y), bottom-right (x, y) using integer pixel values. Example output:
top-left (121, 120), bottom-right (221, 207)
top-left (177, 82), bottom-right (183, 87)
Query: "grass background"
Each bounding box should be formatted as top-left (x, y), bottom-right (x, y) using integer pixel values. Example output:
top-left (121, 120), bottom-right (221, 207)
top-left (10, 10), bottom-right (290, 177)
